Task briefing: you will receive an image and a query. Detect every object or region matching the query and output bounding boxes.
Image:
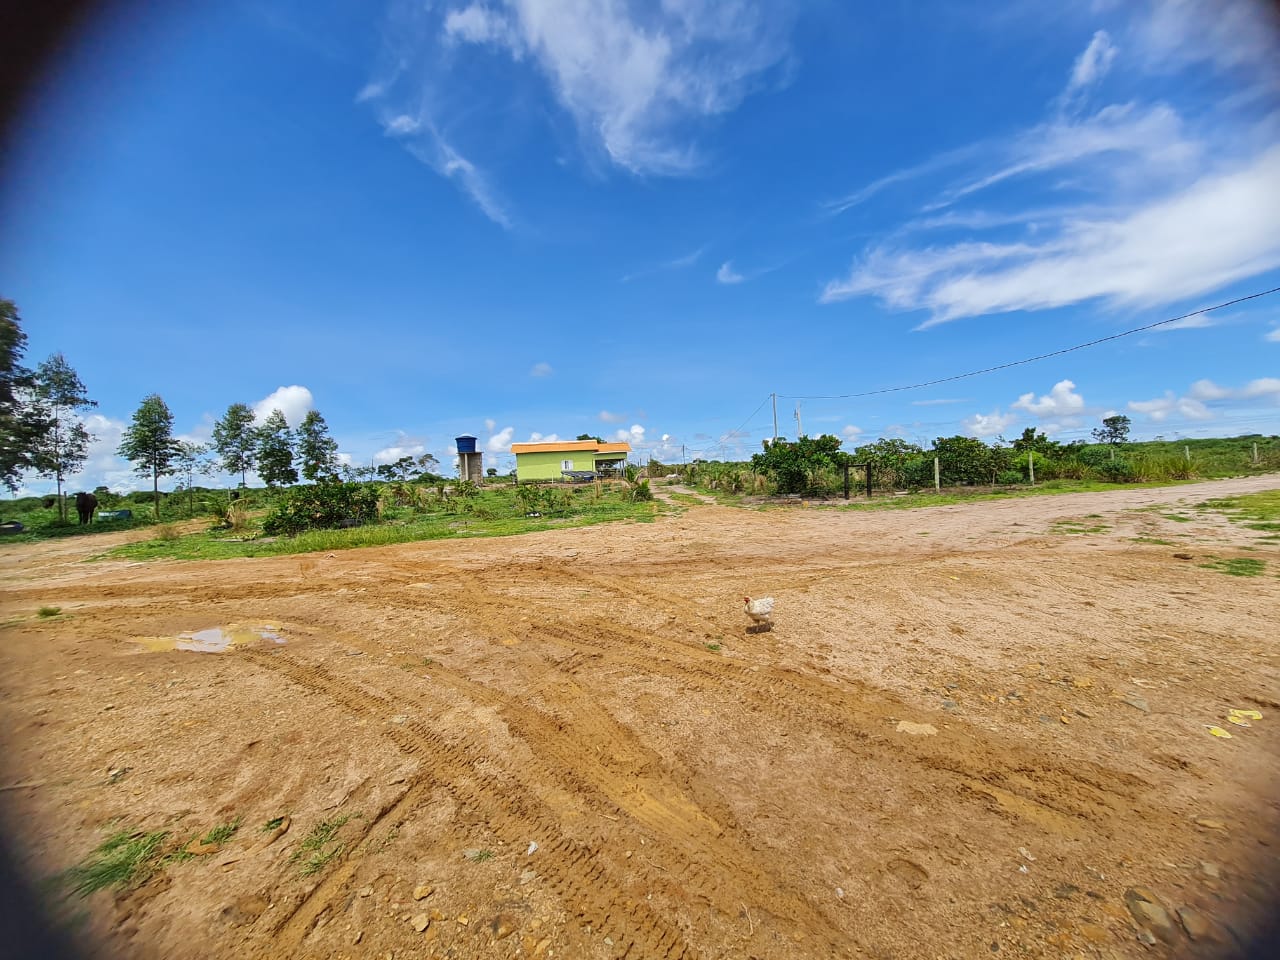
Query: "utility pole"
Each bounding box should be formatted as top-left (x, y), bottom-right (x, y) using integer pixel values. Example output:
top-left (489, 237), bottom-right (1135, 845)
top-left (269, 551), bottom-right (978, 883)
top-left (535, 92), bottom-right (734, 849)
top-left (794, 402), bottom-right (803, 439)
top-left (771, 393), bottom-right (778, 444)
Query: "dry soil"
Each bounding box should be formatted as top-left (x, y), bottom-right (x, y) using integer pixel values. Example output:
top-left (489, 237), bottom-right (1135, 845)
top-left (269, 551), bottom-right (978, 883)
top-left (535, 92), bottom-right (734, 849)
top-left (1, 476), bottom-right (1278, 960)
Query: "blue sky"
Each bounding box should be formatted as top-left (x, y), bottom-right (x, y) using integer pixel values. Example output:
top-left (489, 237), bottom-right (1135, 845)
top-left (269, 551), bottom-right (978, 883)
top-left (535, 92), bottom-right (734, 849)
top-left (2, 0), bottom-right (1279, 492)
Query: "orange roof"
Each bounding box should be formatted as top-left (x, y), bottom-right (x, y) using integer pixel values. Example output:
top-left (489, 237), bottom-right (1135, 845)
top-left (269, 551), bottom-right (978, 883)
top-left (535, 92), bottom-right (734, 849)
top-left (510, 440), bottom-right (631, 454)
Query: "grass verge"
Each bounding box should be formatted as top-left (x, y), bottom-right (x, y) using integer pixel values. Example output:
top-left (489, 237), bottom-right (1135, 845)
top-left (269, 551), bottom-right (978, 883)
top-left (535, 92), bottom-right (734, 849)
top-left (62, 830), bottom-right (169, 897)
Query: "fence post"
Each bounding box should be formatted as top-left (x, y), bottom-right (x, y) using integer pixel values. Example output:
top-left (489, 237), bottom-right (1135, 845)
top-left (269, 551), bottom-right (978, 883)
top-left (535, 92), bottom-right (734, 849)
top-left (933, 457), bottom-right (941, 492)
top-left (865, 463), bottom-right (872, 499)
top-left (1253, 442), bottom-right (1259, 465)
top-left (1184, 445), bottom-right (1191, 463)
top-left (843, 464), bottom-right (850, 500)
top-left (1028, 452), bottom-right (1035, 484)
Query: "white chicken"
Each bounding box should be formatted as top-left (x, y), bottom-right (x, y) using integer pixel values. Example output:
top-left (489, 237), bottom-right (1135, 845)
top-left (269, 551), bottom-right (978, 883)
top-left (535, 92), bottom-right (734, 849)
top-left (743, 596), bottom-right (775, 631)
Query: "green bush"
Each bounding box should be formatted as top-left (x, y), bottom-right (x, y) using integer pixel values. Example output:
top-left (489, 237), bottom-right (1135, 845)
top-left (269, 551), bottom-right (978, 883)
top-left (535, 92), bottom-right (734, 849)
top-left (630, 479), bottom-right (654, 502)
top-left (262, 482), bottom-right (380, 536)
top-left (1096, 459), bottom-right (1134, 482)
top-left (996, 470), bottom-right (1024, 485)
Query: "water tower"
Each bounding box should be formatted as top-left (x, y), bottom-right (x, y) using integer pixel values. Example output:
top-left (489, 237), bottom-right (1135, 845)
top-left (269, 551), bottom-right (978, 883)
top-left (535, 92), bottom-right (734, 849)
top-left (456, 435), bottom-right (483, 482)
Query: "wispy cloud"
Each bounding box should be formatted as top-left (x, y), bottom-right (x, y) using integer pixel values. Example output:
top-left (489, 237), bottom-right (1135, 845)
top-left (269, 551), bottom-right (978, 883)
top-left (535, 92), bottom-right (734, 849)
top-left (819, 6), bottom-right (1280, 328)
top-left (1265, 326), bottom-right (1280, 343)
top-left (823, 143), bottom-right (1280, 326)
top-left (910, 397), bottom-right (971, 406)
top-left (1128, 375), bottom-right (1280, 422)
top-left (530, 361), bottom-right (554, 377)
top-left (621, 245), bottom-right (705, 282)
top-left (378, 114), bottom-right (512, 227)
top-left (1058, 30), bottom-right (1118, 110)
top-left (363, 0), bottom-right (796, 202)
top-left (598, 410), bottom-right (626, 423)
top-left (715, 261), bottom-right (744, 284)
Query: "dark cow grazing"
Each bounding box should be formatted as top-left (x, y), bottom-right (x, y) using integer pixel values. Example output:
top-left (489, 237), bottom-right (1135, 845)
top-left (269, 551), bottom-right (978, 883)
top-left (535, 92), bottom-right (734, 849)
top-left (75, 492), bottom-right (98, 525)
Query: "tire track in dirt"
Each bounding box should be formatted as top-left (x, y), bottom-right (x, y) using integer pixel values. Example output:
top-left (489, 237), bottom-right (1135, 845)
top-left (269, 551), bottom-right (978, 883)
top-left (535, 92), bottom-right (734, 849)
top-left (400, 656), bottom-right (856, 954)
top-left (370, 562), bottom-right (1156, 849)
top-left (242, 648), bottom-right (705, 960)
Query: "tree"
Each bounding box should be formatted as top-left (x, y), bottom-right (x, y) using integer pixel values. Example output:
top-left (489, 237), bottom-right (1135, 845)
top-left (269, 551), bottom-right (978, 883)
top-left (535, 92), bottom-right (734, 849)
top-left (26, 353), bottom-right (97, 521)
top-left (376, 455), bottom-right (417, 482)
top-left (851, 437), bottom-right (925, 490)
top-left (1092, 415), bottom-right (1131, 446)
top-left (415, 452), bottom-right (439, 477)
top-left (0, 298), bottom-right (34, 492)
top-left (212, 402), bottom-right (257, 486)
top-left (255, 409), bottom-right (298, 487)
top-left (118, 394), bottom-right (180, 517)
top-left (576, 433), bottom-right (604, 442)
top-left (296, 409), bottom-right (339, 483)
top-left (174, 441), bottom-right (213, 516)
top-left (932, 435), bottom-right (994, 485)
top-left (750, 434), bottom-right (845, 495)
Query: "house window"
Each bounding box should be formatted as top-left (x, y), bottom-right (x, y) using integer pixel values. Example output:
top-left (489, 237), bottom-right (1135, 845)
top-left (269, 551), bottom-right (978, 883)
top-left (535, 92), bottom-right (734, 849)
top-left (561, 459), bottom-right (573, 471)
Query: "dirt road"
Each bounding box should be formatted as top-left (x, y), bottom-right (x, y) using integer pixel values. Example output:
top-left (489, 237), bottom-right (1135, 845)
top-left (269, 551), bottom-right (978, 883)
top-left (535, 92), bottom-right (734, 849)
top-left (2, 476), bottom-right (1278, 959)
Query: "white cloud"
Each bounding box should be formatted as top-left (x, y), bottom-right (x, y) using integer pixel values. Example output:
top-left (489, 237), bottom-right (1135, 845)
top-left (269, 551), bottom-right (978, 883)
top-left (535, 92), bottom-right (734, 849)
top-left (444, 4), bottom-right (522, 49)
top-left (1187, 379), bottom-right (1231, 401)
top-left (911, 397), bottom-right (970, 406)
top-left (822, 143), bottom-right (1280, 325)
top-left (614, 423), bottom-right (645, 444)
top-left (484, 418), bottom-right (496, 432)
top-left (368, 0), bottom-right (793, 181)
top-left (527, 431), bottom-right (562, 442)
top-left (486, 426), bottom-right (515, 452)
top-left (384, 114), bottom-right (421, 135)
top-left (599, 410), bottom-right (626, 423)
top-left (373, 432), bottom-right (428, 464)
top-left (1157, 314), bottom-right (1218, 331)
top-left (1011, 379), bottom-right (1086, 417)
top-left (252, 385), bottom-right (314, 427)
top-left (1265, 327), bottom-right (1280, 342)
top-left (1128, 392), bottom-right (1212, 421)
top-left (1188, 377), bottom-right (1280, 401)
top-left (530, 361), bottom-right (553, 377)
top-left (716, 261), bottom-right (744, 284)
top-left (1136, 0), bottom-right (1280, 79)
top-left (962, 410), bottom-right (1019, 438)
top-left (840, 425), bottom-right (862, 442)
top-left (1060, 30), bottom-right (1118, 108)
top-left (1243, 377), bottom-right (1280, 398)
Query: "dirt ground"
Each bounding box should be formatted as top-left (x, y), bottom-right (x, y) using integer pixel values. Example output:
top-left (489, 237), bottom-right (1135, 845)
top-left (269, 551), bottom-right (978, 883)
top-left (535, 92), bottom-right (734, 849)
top-left (2, 476), bottom-right (1279, 960)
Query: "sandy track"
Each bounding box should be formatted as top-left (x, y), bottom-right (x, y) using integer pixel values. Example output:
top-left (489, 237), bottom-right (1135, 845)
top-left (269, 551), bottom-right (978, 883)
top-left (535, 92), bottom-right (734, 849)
top-left (1, 475), bottom-right (1278, 959)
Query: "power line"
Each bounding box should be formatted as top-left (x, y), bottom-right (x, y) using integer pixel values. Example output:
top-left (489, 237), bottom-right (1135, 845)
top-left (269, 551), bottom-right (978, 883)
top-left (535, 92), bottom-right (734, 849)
top-left (780, 285), bottom-right (1280, 401)
top-left (715, 394), bottom-right (772, 453)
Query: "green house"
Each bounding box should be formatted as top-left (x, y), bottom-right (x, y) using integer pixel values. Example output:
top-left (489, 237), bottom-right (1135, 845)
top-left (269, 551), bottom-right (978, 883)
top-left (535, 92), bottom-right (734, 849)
top-left (510, 439), bottom-right (631, 482)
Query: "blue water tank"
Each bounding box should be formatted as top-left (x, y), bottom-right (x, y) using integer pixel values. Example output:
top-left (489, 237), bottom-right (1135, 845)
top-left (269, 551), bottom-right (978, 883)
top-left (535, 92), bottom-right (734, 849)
top-left (455, 435), bottom-right (478, 454)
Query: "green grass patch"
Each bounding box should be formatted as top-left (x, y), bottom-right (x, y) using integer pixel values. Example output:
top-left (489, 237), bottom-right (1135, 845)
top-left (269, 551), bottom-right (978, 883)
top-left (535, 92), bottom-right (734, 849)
top-left (667, 493), bottom-right (704, 506)
top-left (62, 830), bottom-right (169, 896)
top-left (260, 816), bottom-right (287, 833)
top-left (1199, 557), bottom-right (1267, 577)
top-left (290, 815), bottom-right (350, 876)
top-left (464, 848), bottom-right (494, 863)
top-left (705, 642), bottom-right (722, 652)
top-left (201, 816), bottom-right (242, 845)
top-left (37, 605), bottom-right (62, 618)
top-left (1160, 512), bottom-right (1194, 522)
top-left (101, 486), bottom-right (663, 562)
top-left (1050, 519), bottom-right (1110, 535)
top-left (1130, 537), bottom-right (1173, 545)
top-left (835, 478), bottom-right (1193, 513)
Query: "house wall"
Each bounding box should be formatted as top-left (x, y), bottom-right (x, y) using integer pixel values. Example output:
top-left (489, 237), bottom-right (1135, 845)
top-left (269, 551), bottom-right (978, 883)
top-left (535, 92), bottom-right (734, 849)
top-left (515, 449), bottom-right (599, 481)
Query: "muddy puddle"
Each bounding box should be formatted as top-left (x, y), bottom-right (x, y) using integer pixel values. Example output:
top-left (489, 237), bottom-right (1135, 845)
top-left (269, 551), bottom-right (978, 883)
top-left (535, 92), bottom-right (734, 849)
top-left (134, 624), bottom-right (285, 654)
